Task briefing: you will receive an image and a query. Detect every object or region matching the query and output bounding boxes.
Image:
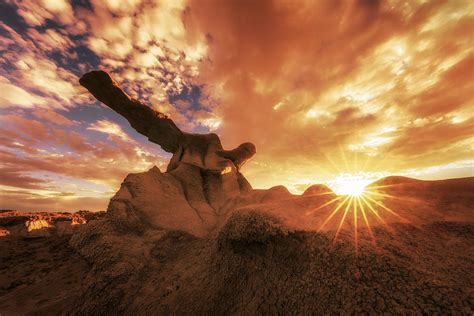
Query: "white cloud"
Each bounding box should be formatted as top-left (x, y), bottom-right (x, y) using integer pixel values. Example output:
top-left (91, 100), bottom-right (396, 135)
top-left (0, 76), bottom-right (45, 108)
top-left (88, 120), bottom-right (131, 141)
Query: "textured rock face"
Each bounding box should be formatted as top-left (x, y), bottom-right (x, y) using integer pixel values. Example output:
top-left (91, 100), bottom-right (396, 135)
top-left (110, 166), bottom-right (211, 236)
top-left (104, 165), bottom-right (337, 238)
top-left (103, 162), bottom-right (474, 239)
top-left (80, 70), bottom-right (257, 235)
top-left (108, 164), bottom-right (261, 237)
top-left (80, 70), bottom-right (255, 189)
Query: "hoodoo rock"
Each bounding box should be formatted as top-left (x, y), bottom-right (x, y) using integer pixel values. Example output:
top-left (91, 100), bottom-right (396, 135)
top-left (80, 70), bottom-right (256, 235)
top-left (79, 71), bottom-right (256, 174)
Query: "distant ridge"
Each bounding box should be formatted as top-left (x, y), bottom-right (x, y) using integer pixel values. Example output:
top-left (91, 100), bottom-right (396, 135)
top-left (302, 184), bottom-right (335, 196)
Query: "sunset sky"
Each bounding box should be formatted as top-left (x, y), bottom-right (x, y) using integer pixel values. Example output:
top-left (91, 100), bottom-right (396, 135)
top-left (0, 0), bottom-right (473, 212)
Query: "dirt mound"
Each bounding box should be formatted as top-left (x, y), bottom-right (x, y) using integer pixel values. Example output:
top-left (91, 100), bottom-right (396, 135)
top-left (217, 211), bottom-right (290, 248)
top-left (0, 216), bottom-right (472, 314)
top-left (302, 184), bottom-right (335, 196)
top-left (63, 210), bottom-right (473, 314)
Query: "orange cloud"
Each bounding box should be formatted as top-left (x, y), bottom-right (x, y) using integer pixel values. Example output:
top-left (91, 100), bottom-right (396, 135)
top-left (31, 109), bottom-right (78, 126)
top-left (0, 112), bottom-right (168, 211)
top-left (1, 0), bottom-right (472, 210)
top-left (16, 0), bottom-right (75, 26)
top-left (182, 0), bottom-right (474, 189)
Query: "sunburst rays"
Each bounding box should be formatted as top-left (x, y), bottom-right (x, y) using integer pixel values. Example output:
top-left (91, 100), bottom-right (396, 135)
top-left (313, 184), bottom-right (409, 255)
top-left (307, 145), bottom-right (412, 254)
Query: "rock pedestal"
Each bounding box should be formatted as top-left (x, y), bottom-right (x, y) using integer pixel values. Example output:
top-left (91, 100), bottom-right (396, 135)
top-left (80, 70), bottom-right (257, 235)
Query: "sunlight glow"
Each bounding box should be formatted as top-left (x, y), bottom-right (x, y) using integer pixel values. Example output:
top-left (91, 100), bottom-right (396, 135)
top-left (310, 149), bottom-right (411, 255)
top-left (25, 219), bottom-right (52, 232)
top-left (0, 228), bottom-right (10, 237)
top-left (327, 174), bottom-right (372, 196)
top-left (313, 180), bottom-right (411, 255)
top-left (340, 183), bottom-right (365, 196)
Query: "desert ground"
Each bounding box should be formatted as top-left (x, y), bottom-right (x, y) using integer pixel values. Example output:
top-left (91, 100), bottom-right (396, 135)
top-left (0, 176), bottom-right (472, 315)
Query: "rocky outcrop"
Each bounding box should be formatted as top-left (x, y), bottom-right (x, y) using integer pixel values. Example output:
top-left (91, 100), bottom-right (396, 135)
top-left (0, 211), bottom-right (104, 238)
top-left (80, 70), bottom-right (260, 235)
top-left (79, 70), bottom-right (353, 238)
top-left (79, 70), bottom-right (253, 172)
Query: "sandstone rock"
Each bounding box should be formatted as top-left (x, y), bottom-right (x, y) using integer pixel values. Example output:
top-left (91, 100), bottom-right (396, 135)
top-left (80, 70), bottom-right (255, 198)
top-left (80, 70), bottom-right (183, 153)
top-left (109, 165), bottom-right (208, 236)
top-left (80, 70), bottom-right (261, 236)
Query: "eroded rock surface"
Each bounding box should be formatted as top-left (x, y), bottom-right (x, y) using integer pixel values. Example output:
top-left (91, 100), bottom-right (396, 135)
top-left (80, 70), bottom-right (257, 235)
top-left (65, 208), bottom-right (473, 314)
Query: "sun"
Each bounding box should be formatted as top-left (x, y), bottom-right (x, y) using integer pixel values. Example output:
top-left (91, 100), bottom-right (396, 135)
top-left (306, 151), bottom-right (411, 255)
top-left (338, 181), bottom-right (365, 196)
top-left (327, 173), bottom-right (371, 196)
top-left (313, 171), bottom-right (410, 255)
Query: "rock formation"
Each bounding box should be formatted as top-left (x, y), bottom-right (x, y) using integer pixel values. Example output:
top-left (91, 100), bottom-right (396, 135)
top-left (80, 70), bottom-right (256, 235)
top-left (79, 70), bottom-right (255, 179)
top-left (0, 210), bottom-right (104, 238)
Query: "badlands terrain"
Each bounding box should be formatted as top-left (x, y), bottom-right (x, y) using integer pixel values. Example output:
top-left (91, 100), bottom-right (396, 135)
top-left (0, 175), bottom-right (473, 315)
